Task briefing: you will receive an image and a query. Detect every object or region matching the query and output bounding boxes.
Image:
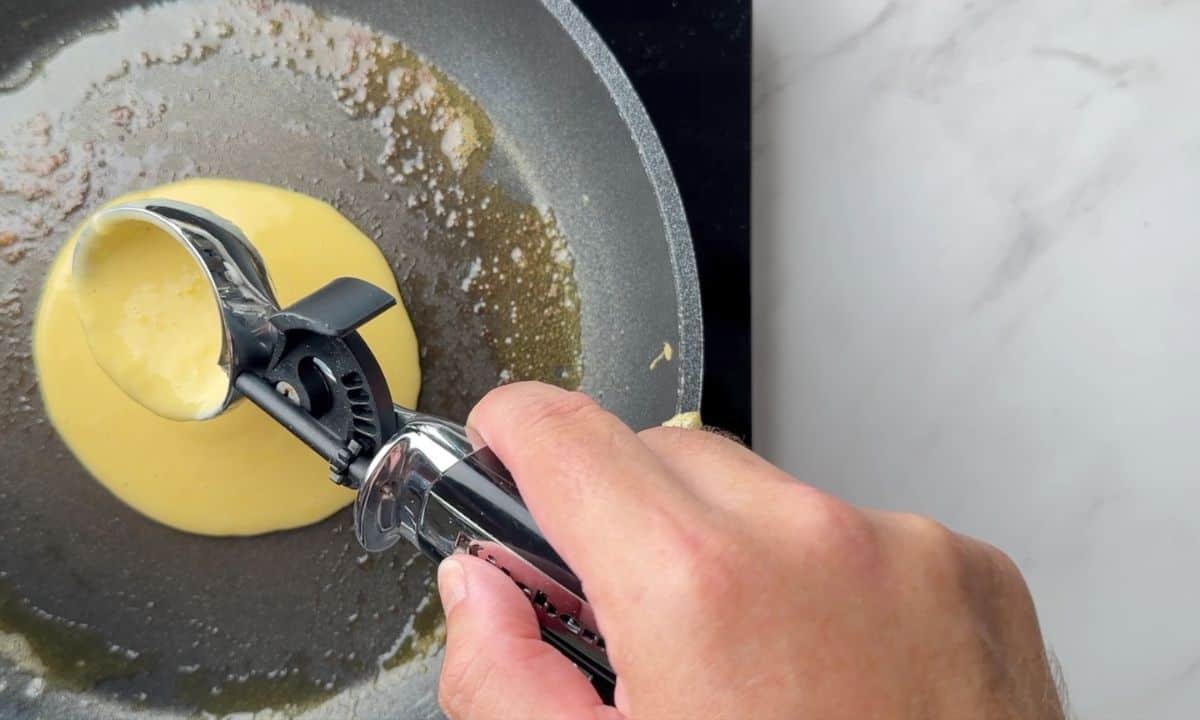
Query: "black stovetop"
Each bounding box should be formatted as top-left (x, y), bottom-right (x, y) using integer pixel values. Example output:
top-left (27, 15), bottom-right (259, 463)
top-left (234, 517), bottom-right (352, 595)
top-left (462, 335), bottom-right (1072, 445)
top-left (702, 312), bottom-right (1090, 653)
top-left (575, 0), bottom-right (752, 444)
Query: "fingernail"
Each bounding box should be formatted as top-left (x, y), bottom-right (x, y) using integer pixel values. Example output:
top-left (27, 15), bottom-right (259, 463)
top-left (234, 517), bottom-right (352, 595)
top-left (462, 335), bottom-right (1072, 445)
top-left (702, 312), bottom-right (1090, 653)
top-left (438, 558), bottom-right (467, 613)
top-left (463, 422), bottom-right (485, 450)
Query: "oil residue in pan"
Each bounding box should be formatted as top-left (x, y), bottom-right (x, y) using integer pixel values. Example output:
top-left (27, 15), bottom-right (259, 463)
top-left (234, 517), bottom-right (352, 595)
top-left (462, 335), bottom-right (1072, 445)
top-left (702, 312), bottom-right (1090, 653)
top-left (0, 0), bottom-right (581, 714)
top-left (0, 0), bottom-right (584, 391)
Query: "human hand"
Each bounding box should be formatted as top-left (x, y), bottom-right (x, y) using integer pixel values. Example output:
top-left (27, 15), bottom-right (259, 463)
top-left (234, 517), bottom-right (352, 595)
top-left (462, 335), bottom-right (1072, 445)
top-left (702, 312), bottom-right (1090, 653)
top-left (434, 382), bottom-right (1065, 720)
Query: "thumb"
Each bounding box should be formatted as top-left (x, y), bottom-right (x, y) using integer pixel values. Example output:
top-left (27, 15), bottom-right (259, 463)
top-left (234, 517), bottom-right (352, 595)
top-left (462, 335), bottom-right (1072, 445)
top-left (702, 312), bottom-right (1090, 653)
top-left (436, 555), bottom-right (625, 720)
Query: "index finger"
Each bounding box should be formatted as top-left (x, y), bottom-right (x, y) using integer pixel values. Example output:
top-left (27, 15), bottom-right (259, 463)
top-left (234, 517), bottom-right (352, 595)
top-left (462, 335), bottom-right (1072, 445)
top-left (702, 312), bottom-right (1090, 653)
top-left (466, 382), bottom-right (703, 607)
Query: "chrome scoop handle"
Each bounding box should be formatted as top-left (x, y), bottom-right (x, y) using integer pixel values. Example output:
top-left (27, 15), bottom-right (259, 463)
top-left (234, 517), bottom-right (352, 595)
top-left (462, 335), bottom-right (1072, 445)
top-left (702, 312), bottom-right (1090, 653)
top-left (355, 412), bottom-right (615, 699)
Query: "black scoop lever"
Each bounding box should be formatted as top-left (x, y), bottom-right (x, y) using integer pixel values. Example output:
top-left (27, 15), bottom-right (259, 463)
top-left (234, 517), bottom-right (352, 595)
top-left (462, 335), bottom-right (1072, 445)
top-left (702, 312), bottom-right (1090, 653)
top-left (235, 277), bottom-right (399, 487)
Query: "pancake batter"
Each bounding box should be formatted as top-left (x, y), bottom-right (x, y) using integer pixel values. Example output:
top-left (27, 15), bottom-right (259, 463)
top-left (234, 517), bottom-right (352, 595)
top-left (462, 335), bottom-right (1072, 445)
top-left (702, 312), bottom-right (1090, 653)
top-left (33, 179), bottom-right (421, 536)
top-left (72, 211), bottom-right (230, 421)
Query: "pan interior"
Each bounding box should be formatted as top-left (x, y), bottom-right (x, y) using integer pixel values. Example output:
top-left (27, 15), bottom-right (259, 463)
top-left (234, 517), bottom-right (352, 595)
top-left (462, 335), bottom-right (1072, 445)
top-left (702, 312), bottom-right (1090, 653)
top-left (0, 1), bottom-right (696, 717)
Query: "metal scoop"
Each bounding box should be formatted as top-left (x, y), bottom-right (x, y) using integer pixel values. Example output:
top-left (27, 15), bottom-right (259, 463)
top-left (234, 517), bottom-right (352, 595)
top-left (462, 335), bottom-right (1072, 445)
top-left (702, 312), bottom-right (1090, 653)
top-left (70, 200), bottom-right (616, 698)
top-left (73, 201), bottom-right (282, 420)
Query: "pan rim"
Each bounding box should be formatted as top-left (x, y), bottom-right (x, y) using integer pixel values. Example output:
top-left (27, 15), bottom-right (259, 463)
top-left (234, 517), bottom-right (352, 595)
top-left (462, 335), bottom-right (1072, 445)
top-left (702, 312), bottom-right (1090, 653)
top-left (540, 0), bottom-right (705, 416)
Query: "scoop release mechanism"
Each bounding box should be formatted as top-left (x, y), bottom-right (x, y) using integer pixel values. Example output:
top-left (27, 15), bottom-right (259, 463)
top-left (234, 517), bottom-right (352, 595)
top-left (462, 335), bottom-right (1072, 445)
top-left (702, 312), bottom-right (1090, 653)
top-left (71, 200), bottom-right (615, 699)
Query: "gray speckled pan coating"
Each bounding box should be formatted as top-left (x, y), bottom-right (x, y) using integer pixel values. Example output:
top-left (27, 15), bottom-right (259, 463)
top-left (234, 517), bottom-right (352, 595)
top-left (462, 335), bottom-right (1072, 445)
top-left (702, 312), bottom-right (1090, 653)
top-left (545, 0), bottom-right (705, 413)
top-left (0, 1), bottom-right (702, 718)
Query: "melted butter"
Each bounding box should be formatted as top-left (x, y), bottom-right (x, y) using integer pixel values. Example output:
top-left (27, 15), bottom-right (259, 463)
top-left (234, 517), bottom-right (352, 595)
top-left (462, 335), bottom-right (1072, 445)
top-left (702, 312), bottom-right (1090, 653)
top-left (661, 411), bottom-right (702, 430)
top-left (33, 178), bottom-right (421, 536)
top-left (73, 215), bottom-right (229, 420)
top-left (0, 577), bottom-right (152, 692)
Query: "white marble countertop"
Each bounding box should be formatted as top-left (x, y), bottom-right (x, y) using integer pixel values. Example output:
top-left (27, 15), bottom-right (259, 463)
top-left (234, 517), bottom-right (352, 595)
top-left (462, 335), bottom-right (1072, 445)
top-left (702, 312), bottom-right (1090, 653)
top-left (752, 1), bottom-right (1199, 717)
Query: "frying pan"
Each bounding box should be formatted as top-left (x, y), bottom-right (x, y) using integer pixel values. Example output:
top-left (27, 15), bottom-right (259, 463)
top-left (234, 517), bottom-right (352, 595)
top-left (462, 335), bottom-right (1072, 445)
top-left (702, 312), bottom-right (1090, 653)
top-left (0, 0), bottom-right (701, 717)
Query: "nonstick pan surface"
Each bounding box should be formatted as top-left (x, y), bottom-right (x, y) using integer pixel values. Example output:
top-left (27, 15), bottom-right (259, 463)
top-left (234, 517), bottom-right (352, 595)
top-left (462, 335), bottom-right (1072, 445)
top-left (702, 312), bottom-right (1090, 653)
top-left (0, 1), bottom-right (701, 717)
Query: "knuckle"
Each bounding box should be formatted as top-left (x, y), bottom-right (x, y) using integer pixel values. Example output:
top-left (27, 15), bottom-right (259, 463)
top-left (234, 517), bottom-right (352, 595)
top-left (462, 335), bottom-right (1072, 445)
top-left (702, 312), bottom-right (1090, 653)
top-left (436, 660), bottom-right (467, 717)
top-left (473, 382), bottom-right (595, 432)
top-left (639, 425), bottom-right (741, 460)
top-left (637, 425), bottom-right (687, 452)
top-left (521, 390), bottom-right (607, 444)
top-left (773, 490), bottom-right (887, 579)
top-left (472, 381), bottom-right (524, 419)
top-left (437, 647), bottom-right (488, 719)
top-left (793, 490), bottom-right (877, 558)
top-left (892, 514), bottom-right (1029, 597)
top-left (977, 541), bottom-right (1035, 604)
top-left (436, 681), bottom-right (462, 718)
top-left (898, 513), bottom-right (955, 548)
top-left (896, 512), bottom-right (962, 568)
top-left (640, 425), bottom-right (705, 451)
top-left (979, 540), bottom-right (1020, 577)
top-left (657, 517), bottom-right (749, 612)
